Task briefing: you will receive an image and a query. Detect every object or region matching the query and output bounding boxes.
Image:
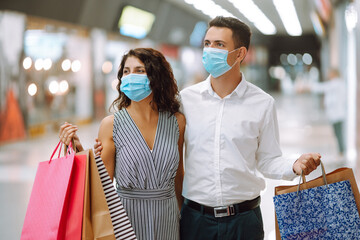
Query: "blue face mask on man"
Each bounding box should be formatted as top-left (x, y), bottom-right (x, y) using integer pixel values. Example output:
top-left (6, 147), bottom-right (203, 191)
top-left (120, 74), bottom-right (152, 102)
top-left (202, 47), bottom-right (240, 78)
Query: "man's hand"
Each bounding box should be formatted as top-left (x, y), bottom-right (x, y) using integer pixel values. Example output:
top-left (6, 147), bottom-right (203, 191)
top-left (293, 153), bottom-right (321, 175)
top-left (94, 138), bottom-right (103, 157)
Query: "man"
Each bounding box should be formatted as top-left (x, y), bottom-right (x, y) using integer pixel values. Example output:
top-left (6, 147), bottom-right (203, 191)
top-left (179, 16), bottom-right (320, 240)
top-left (74, 16), bottom-right (321, 240)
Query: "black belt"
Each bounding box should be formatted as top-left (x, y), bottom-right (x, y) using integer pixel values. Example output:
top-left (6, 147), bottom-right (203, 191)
top-left (184, 196), bottom-right (260, 218)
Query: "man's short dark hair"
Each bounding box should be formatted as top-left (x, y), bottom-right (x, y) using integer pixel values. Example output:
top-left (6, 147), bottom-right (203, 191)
top-left (208, 16), bottom-right (252, 50)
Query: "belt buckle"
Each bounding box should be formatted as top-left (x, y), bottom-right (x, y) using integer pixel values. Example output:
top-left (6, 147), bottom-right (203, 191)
top-left (214, 206), bottom-right (229, 218)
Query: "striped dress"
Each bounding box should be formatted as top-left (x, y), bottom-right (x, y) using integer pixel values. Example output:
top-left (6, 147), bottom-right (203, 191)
top-left (113, 109), bottom-right (180, 240)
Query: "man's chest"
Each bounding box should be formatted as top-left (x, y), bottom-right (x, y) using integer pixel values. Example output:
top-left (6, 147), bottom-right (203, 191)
top-left (183, 100), bottom-right (263, 143)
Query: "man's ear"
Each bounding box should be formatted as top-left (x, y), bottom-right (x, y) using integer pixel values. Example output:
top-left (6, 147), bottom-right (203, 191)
top-left (237, 47), bottom-right (247, 62)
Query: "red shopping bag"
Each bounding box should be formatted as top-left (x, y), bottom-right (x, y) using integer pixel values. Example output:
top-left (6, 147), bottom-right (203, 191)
top-left (21, 141), bottom-right (85, 240)
top-left (64, 148), bottom-right (87, 239)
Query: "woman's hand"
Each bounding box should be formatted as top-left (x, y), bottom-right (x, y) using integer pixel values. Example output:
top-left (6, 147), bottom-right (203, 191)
top-left (93, 138), bottom-right (103, 156)
top-left (59, 122), bottom-right (84, 152)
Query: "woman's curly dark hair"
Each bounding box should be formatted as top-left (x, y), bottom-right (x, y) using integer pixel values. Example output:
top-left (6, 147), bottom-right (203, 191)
top-left (110, 48), bottom-right (180, 115)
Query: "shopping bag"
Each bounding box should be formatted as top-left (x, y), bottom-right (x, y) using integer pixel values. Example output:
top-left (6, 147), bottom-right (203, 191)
top-left (94, 155), bottom-right (136, 239)
top-left (81, 149), bottom-right (117, 240)
top-left (21, 141), bottom-right (75, 240)
top-left (273, 162), bottom-right (360, 239)
top-left (65, 148), bottom-right (87, 239)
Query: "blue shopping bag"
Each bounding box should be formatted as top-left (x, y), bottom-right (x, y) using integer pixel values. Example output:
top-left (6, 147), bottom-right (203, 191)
top-left (274, 163), bottom-right (360, 240)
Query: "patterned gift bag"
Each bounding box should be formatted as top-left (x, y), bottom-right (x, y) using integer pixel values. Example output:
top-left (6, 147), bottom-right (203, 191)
top-left (274, 180), bottom-right (360, 239)
top-left (274, 163), bottom-right (360, 240)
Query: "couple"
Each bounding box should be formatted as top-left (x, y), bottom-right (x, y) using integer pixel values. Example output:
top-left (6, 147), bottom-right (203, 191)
top-left (60, 16), bottom-right (321, 240)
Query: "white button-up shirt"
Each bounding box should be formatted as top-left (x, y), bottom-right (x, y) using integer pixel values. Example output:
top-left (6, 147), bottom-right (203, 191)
top-left (180, 75), bottom-right (297, 207)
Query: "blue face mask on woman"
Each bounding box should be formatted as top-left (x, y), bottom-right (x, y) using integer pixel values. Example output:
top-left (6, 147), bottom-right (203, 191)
top-left (202, 47), bottom-right (239, 78)
top-left (120, 74), bottom-right (152, 102)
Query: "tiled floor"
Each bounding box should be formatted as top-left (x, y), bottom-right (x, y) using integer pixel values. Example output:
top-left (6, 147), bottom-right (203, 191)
top-left (0, 92), bottom-right (354, 239)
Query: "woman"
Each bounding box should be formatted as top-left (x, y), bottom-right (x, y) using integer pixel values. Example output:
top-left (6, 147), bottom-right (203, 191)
top-left (59, 48), bottom-right (185, 240)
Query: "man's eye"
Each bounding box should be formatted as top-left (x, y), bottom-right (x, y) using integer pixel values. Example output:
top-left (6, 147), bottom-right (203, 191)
top-left (218, 43), bottom-right (224, 47)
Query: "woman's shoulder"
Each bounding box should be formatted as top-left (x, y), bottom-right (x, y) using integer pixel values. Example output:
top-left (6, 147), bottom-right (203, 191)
top-left (99, 114), bottom-right (115, 134)
top-left (174, 112), bottom-right (186, 130)
top-left (174, 112), bottom-right (185, 122)
top-left (101, 114), bottom-right (115, 125)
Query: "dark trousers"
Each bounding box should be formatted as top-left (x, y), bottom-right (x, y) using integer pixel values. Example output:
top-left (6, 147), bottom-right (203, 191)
top-left (333, 121), bottom-right (345, 154)
top-left (180, 203), bottom-right (264, 240)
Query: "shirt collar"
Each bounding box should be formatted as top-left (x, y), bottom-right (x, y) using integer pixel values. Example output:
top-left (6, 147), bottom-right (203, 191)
top-left (199, 73), bottom-right (248, 99)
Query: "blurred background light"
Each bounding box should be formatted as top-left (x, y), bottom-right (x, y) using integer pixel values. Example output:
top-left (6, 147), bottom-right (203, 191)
top-left (287, 54), bottom-right (297, 65)
top-left (59, 80), bottom-right (69, 94)
top-left (71, 60), bottom-right (81, 72)
top-left (43, 58), bottom-right (52, 71)
top-left (302, 53), bottom-right (313, 65)
top-left (118, 5), bottom-right (155, 39)
top-left (102, 61), bottom-right (113, 74)
top-left (49, 80), bottom-right (59, 94)
top-left (345, 3), bottom-right (358, 32)
top-left (34, 58), bottom-right (44, 71)
top-left (27, 83), bottom-right (37, 96)
top-left (280, 54), bottom-right (288, 65)
top-left (24, 30), bottom-right (67, 61)
top-left (23, 57), bottom-right (32, 70)
top-left (62, 59), bottom-right (71, 71)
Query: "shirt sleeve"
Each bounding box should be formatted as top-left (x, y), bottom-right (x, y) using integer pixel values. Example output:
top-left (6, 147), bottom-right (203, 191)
top-left (255, 99), bottom-right (298, 180)
top-left (179, 91), bottom-right (184, 114)
top-left (310, 82), bottom-right (326, 94)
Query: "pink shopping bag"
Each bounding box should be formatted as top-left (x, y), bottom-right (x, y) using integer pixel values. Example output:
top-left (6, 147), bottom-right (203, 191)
top-left (21, 141), bottom-right (75, 240)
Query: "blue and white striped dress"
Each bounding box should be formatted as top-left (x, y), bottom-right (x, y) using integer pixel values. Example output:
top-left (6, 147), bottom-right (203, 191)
top-left (113, 109), bottom-right (180, 240)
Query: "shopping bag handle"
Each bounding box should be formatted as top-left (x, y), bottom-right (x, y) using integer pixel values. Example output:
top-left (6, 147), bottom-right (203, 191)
top-left (49, 141), bottom-right (74, 163)
top-left (296, 161), bottom-right (328, 195)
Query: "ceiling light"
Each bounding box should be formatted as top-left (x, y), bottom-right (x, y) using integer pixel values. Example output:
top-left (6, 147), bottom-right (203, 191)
top-left (273, 0), bottom-right (302, 36)
top-left (228, 0), bottom-right (276, 35)
top-left (184, 0), bottom-right (235, 19)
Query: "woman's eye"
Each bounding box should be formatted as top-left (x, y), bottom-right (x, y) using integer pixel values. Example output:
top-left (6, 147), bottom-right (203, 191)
top-left (217, 43), bottom-right (224, 47)
top-left (204, 42), bottom-right (209, 47)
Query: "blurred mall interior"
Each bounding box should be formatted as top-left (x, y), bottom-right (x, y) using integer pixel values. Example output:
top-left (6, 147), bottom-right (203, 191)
top-left (1, 0), bottom-right (360, 239)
